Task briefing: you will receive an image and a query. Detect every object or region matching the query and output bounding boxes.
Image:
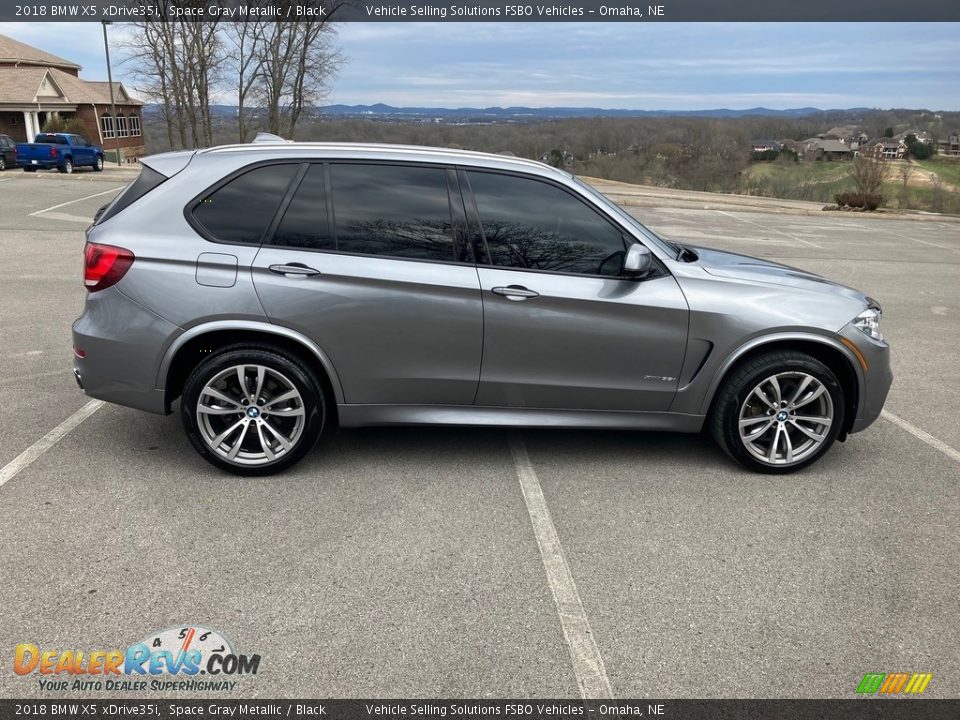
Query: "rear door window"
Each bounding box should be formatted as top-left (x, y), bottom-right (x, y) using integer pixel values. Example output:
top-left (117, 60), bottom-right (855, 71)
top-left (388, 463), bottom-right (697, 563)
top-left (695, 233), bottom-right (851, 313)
top-left (328, 163), bottom-right (456, 262)
top-left (271, 164), bottom-right (333, 251)
top-left (192, 163), bottom-right (299, 245)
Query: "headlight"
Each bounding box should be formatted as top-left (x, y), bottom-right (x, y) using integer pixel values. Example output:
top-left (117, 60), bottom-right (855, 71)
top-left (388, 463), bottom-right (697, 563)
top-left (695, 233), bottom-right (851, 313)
top-left (853, 301), bottom-right (883, 341)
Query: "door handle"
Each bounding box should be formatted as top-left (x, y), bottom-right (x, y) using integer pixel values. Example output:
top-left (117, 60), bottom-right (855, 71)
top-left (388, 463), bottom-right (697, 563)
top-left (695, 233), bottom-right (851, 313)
top-left (491, 285), bottom-right (539, 301)
top-left (268, 263), bottom-right (320, 277)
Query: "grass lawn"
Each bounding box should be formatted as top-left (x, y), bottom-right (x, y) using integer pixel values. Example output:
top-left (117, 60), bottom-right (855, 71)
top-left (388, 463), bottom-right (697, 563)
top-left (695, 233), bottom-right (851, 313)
top-left (917, 157), bottom-right (960, 187)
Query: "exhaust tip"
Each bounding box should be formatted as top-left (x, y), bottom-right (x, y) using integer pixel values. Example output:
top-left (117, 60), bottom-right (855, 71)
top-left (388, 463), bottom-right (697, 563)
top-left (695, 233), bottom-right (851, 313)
top-left (74, 369), bottom-right (83, 390)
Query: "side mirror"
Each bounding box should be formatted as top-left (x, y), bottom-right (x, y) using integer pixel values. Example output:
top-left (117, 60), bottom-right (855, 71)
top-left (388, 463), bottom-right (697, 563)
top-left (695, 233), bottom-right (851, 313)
top-left (623, 243), bottom-right (653, 277)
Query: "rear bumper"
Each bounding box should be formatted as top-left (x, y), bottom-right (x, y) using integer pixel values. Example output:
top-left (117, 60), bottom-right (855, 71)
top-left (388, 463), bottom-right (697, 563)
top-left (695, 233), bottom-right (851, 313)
top-left (17, 159), bottom-right (58, 169)
top-left (839, 325), bottom-right (893, 434)
top-left (72, 286), bottom-right (181, 415)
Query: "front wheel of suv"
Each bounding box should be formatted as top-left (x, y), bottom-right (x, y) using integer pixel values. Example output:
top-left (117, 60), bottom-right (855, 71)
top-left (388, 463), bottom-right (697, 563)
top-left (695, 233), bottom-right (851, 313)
top-left (181, 346), bottom-right (326, 476)
top-left (710, 350), bottom-right (845, 473)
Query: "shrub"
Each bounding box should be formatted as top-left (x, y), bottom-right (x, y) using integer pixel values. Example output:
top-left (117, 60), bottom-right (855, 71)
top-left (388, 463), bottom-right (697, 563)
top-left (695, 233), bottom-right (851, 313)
top-left (40, 115), bottom-right (89, 137)
top-left (834, 192), bottom-right (884, 210)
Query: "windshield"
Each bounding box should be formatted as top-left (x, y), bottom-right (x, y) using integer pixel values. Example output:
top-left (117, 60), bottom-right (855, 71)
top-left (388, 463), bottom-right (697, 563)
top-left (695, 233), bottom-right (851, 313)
top-left (572, 176), bottom-right (679, 257)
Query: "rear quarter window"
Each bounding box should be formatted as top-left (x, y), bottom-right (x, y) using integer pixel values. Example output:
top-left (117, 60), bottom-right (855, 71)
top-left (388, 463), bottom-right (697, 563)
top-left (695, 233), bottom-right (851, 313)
top-left (191, 163), bottom-right (300, 245)
top-left (96, 165), bottom-right (168, 225)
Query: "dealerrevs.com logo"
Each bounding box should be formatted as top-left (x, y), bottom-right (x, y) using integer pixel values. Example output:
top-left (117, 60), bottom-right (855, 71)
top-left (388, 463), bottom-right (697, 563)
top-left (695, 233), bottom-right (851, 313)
top-left (856, 673), bottom-right (933, 696)
top-left (13, 625), bottom-right (260, 692)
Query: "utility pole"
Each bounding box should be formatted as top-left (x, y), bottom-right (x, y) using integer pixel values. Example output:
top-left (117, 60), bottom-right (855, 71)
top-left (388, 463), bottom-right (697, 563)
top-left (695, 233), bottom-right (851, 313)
top-left (102, 20), bottom-right (120, 166)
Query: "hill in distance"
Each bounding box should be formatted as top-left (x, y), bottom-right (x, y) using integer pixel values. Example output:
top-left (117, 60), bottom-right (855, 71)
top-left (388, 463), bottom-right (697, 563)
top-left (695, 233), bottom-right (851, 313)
top-left (184, 104), bottom-right (878, 121)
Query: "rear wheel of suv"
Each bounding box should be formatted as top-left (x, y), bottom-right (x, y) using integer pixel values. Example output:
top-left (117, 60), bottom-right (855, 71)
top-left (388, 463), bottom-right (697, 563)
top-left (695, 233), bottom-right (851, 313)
top-left (181, 346), bottom-right (326, 476)
top-left (710, 350), bottom-right (845, 473)
top-left (0, 156), bottom-right (6, 171)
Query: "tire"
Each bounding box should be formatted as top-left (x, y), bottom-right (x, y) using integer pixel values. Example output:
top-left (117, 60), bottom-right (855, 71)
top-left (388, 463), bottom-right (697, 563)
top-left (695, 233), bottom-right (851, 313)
top-left (93, 155), bottom-right (103, 171)
top-left (59, 159), bottom-right (73, 174)
top-left (710, 350), bottom-right (845, 474)
top-left (0, 156), bottom-right (6, 171)
top-left (181, 345), bottom-right (326, 476)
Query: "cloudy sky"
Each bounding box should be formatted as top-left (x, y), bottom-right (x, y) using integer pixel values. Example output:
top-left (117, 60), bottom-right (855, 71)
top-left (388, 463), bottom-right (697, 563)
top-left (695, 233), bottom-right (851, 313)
top-left (2, 21), bottom-right (958, 110)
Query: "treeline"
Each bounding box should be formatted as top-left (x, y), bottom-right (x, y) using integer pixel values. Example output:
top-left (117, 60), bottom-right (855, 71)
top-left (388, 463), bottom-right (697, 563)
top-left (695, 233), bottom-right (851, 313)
top-left (143, 110), bottom-right (960, 212)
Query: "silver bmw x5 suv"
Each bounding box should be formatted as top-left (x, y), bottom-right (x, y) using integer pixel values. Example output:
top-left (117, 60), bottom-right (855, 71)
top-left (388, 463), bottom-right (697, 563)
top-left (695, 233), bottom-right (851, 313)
top-left (73, 141), bottom-right (892, 476)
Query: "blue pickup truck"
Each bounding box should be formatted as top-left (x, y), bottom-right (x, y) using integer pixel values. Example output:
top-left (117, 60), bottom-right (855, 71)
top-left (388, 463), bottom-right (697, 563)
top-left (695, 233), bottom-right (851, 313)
top-left (16, 132), bottom-right (104, 174)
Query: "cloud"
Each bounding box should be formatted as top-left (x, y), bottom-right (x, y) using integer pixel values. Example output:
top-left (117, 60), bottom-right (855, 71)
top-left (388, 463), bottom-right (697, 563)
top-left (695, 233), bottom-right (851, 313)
top-left (0, 21), bottom-right (957, 110)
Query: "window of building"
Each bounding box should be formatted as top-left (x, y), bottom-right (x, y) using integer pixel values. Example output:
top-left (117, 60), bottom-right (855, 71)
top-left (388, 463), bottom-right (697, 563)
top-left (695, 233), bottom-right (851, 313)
top-left (192, 163), bottom-right (300, 245)
top-left (101, 114), bottom-right (114, 139)
top-left (129, 114), bottom-right (141, 137)
top-left (466, 171), bottom-right (626, 277)
top-left (116, 115), bottom-right (128, 138)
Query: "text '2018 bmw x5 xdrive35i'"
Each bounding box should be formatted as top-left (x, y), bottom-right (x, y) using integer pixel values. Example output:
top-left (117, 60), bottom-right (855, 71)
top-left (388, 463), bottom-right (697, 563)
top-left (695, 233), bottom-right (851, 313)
top-left (73, 140), bottom-right (892, 476)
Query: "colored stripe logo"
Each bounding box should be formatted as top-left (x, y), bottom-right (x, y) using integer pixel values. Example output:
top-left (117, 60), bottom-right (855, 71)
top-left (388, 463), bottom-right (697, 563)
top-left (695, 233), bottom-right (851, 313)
top-left (857, 673), bottom-right (932, 695)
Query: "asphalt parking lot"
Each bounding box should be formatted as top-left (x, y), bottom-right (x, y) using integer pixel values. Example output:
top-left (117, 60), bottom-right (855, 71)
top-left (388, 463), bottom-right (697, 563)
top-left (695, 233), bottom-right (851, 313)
top-left (0, 168), bottom-right (958, 699)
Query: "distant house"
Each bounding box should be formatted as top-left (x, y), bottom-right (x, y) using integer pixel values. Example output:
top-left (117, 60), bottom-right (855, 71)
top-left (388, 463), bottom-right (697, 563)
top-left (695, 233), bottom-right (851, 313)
top-left (799, 138), bottom-right (852, 161)
top-left (751, 139), bottom-right (781, 153)
top-left (894, 130), bottom-right (932, 145)
top-left (866, 140), bottom-right (907, 160)
top-left (0, 33), bottom-right (145, 160)
top-left (779, 139), bottom-right (804, 154)
top-left (935, 133), bottom-right (959, 156)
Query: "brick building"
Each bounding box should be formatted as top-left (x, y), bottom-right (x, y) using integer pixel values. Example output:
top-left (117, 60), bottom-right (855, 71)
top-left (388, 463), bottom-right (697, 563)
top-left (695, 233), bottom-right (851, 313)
top-left (0, 33), bottom-right (146, 160)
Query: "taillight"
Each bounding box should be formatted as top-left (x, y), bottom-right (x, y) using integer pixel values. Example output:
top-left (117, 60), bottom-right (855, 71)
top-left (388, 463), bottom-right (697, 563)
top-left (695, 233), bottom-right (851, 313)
top-left (49, 146), bottom-right (58, 158)
top-left (84, 242), bottom-right (134, 292)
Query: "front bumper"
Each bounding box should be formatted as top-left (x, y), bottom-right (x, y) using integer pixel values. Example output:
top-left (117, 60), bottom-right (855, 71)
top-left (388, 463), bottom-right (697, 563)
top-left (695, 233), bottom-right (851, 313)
top-left (838, 324), bottom-right (893, 434)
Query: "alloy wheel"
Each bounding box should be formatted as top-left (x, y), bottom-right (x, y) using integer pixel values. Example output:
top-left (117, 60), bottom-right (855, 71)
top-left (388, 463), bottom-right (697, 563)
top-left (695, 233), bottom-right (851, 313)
top-left (196, 364), bottom-right (306, 466)
top-left (738, 371), bottom-right (834, 466)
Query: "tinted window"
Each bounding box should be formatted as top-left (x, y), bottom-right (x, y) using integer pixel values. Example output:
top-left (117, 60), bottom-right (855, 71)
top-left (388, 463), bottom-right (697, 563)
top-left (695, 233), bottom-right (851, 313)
top-left (467, 171), bottom-right (625, 276)
top-left (194, 164), bottom-right (299, 244)
top-left (272, 165), bottom-right (332, 251)
top-left (96, 165), bottom-right (167, 225)
top-left (330, 164), bottom-right (455, 262)
top-left (35, 134), bottom-right (68, 145)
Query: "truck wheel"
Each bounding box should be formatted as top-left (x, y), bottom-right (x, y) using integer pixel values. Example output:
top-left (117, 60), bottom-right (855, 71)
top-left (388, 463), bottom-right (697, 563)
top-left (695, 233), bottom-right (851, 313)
top-left (59, 159), bottom-right (73, 174)
top-left (93, 156), bottom-right (103, 172)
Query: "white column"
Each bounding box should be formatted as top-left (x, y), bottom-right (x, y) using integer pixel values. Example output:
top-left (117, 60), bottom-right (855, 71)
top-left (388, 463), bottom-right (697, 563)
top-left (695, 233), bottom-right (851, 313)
top-left (24, 111), bottom-right (40, 142)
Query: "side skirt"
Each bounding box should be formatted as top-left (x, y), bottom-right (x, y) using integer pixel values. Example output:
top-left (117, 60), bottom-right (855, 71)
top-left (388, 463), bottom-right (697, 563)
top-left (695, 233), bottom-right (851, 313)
top-left (337, 404), bottom-right (705, 433)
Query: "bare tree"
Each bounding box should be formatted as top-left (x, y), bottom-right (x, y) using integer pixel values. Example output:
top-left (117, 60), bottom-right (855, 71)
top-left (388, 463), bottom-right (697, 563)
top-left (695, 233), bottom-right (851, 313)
top-left (898, 163), bottom-right (914, 209)
top-left (253, 21), bottom-right (342, 138)
top-left (849, 157), bottom-right (891, 196)
top-left (124, 17), bottom-right (222, 150)
top-left (223, 20), bottom-right (268, 142)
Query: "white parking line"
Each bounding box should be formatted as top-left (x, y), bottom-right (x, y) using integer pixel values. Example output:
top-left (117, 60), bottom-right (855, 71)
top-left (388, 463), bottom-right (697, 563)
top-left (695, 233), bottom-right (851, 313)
top-left (0, 400), bottom-right (103, 489)
top-left (883, 410), bottom-right (960, 465)
top-left (28, 186), bottom-right (125, 217)
top-left (875, 228), bottom-right (957, 252)
top-left (716, 210), bottom-right (823, 248)
top-left (509, 433), bottom-right (613, 699)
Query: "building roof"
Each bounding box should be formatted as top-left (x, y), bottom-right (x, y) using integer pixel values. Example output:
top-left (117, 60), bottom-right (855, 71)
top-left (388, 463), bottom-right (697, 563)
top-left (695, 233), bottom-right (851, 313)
top-left (0, 67), bottom-right (48, 104)
top-left (0, 65), bottom-right (141, 107)
top-left (50, 70), bottom-right (140, 105)
top-left (818, 140), bottom-right (851, 153)
top-left (0, 33), bottom-right (80, 71)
